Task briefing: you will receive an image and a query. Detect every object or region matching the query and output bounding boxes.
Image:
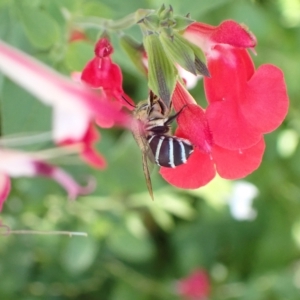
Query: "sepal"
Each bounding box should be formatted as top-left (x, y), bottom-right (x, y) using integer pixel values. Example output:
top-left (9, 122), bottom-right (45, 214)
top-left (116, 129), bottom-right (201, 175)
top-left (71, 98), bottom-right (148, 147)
top-left (187, 39), bottom-right (210, 76)
top-left (142, 14), bottom-right (160, 31)
top-left (173, 15), bottom-right (195, 31)
top-left (143, 33), bottom-right (177, 107)
top-left (160, 32), bottom-right (197, 75)
top-left (137, 5), bottom-right (194, 35)
top-left (119, 35), bottom-right (147, 75)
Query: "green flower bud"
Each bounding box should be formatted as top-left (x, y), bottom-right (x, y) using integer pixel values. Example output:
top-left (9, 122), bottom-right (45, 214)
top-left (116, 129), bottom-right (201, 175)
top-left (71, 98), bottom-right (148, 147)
top-left (156, 4), bottom-right (166, 16)
top-left (143, 14), bottom-right (160, 31)
top-left (159, 5), bottom-right (173, 19)
top-left (173, 15), bottom-right (195, 31)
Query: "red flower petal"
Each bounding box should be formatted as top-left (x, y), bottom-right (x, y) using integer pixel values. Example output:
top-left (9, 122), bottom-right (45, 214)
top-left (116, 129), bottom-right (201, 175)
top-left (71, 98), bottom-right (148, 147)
top-left (209, 20), bottom-right (256, 48)
top-left (213, 138), bottom-right (265, 179)
top-left (81, 125), bottom-right (107, 169)
top-left (204, 47), bottom-right (254, 104)
top-left (177, 269), bottom-right (210, 299)
top-left (81, 57), bottom-right (122, 91)
top-left (172, 82), bottom-right (212, 152)
top-left (242, 64), bottom-right (289, 133)
top-left (184, 20), bottom-right (256, 52)
top-left (0, 173), bottom-right (10, 211)
top-left (172, 82), bottom-right (197, 110)
top-left (177, 104), bottom-right (212, 153)
top-left (160, 149), bottom-right (216, 189)
top-left (206, 99), bottom-right (262, 150)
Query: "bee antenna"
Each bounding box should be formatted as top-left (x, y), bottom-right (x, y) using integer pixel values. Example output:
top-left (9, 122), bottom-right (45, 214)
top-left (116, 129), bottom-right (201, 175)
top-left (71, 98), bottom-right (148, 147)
top-left (165, 105), bottom-right (188, 125)
top-left (122, 95), bottom-right (136, 108)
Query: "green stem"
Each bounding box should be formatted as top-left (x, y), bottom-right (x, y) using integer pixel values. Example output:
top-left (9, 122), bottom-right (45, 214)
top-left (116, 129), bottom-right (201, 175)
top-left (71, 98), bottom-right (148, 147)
top-left (73, 9), bottom-right (153, 32)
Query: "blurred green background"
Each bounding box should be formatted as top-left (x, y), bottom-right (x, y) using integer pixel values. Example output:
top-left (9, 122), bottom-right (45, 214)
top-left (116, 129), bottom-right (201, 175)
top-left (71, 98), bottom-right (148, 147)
top-left (0, 0), bottom-right (299, 299)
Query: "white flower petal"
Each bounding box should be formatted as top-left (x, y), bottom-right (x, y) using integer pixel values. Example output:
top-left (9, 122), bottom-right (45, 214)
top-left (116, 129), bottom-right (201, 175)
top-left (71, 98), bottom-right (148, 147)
top-left (228, 181), bottom-right (258, 221)
top-left (53, 107), bottom-right (90, 142)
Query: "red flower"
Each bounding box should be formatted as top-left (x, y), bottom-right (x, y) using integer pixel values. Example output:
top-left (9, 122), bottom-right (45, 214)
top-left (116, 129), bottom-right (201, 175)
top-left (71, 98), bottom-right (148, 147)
top-left (161, 21), bottom-right (288, 189)
top-left (183, 20), bottom-right (289, 150)
top-left (69, 29), bottom-right (87, 42)
top-left (81, 38), bottom-right (134, 110)
top-left (177, 269), bottom-right (210, 300)
top-left (160, 83), bottom-right (265, 188)
top-left (0, 40), bottom-right (131, 170)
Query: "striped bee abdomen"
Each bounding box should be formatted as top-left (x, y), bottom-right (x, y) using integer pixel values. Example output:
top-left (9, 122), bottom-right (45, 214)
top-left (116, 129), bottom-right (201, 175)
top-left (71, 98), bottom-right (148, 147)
top-left (147, 135), bottom-right (194, 168)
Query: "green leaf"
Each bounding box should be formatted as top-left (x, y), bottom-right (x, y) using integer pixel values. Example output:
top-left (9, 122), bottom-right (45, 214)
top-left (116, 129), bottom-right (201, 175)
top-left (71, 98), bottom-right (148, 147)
top-left (111, 282), bottom-right (144, 300)
top-left (149, 205), bottom-right (174, 231)
top-left (61, 237), bottom-right (98, 275)
top-left (18, 5), bottom-right (60, 49)
top-left (65, 41), bottom-right (94, 71)
top-left (119, 35), bottom-right (146, 75)
top-left (143, 33), bottom-right (177, 107)
top-left (107, 227), bottom-right (155, 262)
top-left (0, 5), bottom-right (10, 40)
top-left (158, 193), bottom-right (196, 220)
top-left (159, 31), bottom-right (197, 75)
top-left (2, 80), bottom-right (51, 136)
top-left (82, 1), bottom-right (113, 18)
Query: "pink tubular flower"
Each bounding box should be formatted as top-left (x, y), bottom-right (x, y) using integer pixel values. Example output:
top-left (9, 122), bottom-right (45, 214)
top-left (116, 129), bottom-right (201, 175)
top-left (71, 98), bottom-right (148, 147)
top-left (177, 269), bottom-right (210, 300)
top-left (0, 40), bottom-right (130, 168)
top-left (160, 83), bottom-right (265, 188)
top-left (183, 20), bottom-right (289, 150)
top-left (81, 37), bottom-right (134, 111)
top-left (0, 149), bottom-right (93, 211)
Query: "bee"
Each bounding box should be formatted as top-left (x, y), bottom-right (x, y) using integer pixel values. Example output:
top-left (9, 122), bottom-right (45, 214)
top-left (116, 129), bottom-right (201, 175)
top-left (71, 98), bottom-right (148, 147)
top-left (130, 91), bottom-right (194, 199)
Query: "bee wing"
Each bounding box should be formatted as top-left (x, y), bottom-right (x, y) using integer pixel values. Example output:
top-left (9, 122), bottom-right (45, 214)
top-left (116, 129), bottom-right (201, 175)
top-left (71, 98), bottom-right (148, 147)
top-left (131, 118), bottom-right (155, 200)
top-left (138, 135), bottom-right (155, 200)
top-left (141, 150), bottom-right (154, 200)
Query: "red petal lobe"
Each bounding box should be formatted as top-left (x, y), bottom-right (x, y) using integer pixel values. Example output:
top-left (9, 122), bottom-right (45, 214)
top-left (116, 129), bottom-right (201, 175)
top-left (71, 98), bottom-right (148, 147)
top-left (242, 64), bottom-right (289, 133)
top-left (81, 125), bottom-right (107, 169)
top-left (206, 99), bottom-right (262, 149)
top-left (213, 138), bottom-right (265, 179)
top-left (210, 20), bottom-right (257, 48)
top-left (204, 48), bottom-right (254, 103)
top-left (177, 105), bottom-right (212, 153)
top-left (172, 82), bottom-right (197, 110)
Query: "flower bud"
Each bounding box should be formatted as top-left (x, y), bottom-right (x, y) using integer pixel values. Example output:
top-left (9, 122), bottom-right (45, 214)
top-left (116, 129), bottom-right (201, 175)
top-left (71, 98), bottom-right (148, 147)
top-left (142, 14), bottom-right (160, 31)
top-left (173, 15), bottom-right (195, 31)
